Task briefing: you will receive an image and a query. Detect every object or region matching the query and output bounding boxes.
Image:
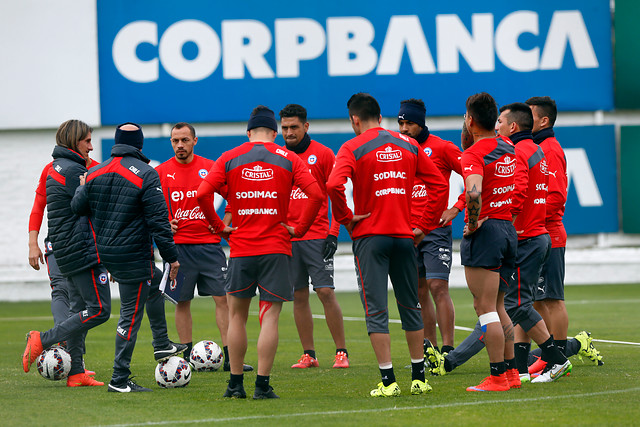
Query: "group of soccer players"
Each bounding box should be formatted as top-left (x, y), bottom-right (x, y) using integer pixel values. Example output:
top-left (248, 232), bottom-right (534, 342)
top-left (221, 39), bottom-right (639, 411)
top-left (23, 90), bottom-right (603, 398)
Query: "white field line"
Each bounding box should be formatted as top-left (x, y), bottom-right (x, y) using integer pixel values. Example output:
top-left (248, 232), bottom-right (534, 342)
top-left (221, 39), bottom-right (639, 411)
top-left (97, 386), bottom-right (640, 427)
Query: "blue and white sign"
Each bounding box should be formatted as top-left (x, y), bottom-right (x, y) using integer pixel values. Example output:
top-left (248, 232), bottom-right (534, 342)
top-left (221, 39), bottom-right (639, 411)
top-left (101, 125), bottom-right (618, 242)
top-left (97, 0), bottom-right (613, 125)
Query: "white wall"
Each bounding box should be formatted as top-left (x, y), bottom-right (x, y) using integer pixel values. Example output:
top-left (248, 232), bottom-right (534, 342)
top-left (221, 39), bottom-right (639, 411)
top-left (0, 1), bottom-right (100, 129)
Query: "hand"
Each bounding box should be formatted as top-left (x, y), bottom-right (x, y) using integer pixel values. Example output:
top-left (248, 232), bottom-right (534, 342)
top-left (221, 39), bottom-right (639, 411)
top-left (323, 235), bottom-right (338, 260)
top-left (345, 213), bottom-right (371, 236)
top-left (280, 222), bottom-right (296, 238)
top-left (170, 219), bottom-right (179, 235)
top-left (439, 207), bottom-right (460, 226)
top-left (79, 172), bottom-right (87, 186)
top-left (220, 225), bottom-right (237, 241)
top-left (28, 244), bottom-right (44, 271)
top-left (169, 260), bottom-right (180, 281)
top-left (412, 228), bottom-right (426, 246)
top-left (463, 216), bottom-right (489, 237)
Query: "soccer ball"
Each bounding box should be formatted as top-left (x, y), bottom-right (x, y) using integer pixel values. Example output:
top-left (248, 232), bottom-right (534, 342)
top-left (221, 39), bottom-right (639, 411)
top-left (155, 356), bottom-right (191, 388)
top-left (37, 346), bottom-right (71, 381)
top-left (189, 340), bottom-right (224, 371)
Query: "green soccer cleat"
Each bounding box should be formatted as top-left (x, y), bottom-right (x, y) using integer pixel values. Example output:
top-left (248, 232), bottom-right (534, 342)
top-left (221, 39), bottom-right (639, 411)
top-left (425, 340), bottom-right (446, 376)
top-left (410, 379), bottom-right (433, 395)
top-left (370, 381), bottom-right (401, 397)
top-left (574, 331), bottom-right (604, 366)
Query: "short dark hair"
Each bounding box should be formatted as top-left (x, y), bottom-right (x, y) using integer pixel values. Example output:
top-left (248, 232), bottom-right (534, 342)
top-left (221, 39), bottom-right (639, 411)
top-left (347, 92), bottom-right (380, 122)
top-left (279, 104), bottom-right (307, 122)
top-left (400, 98), bottom-right (425, 110)
top-left (499, 102), bottom-right (533, 131)
top-left (172, 122), bottom-right (196, 139)
top-left (466, 92), bottom-right (498, 131)
top-left (525, 96), bottom-right (557, 127)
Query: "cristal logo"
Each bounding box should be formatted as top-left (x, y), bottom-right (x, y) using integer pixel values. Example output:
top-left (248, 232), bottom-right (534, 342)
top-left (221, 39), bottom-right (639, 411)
top-left (495, 155), bottom-right (516, 177)
top-left (290, 187), bottom-right (308, 200)
top-left (242, 165), bottom-right (274, 181)
top-left (412, 184), bottom-right (427, 198)
top-left (540, 159), bottom-right (549, 175)
top-left (377, 146), bottom-right (402, 162)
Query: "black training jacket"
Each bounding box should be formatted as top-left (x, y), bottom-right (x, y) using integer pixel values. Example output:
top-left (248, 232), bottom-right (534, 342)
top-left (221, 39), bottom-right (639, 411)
top-left (46, 146), bottom-right (100, 276)
top-left (72, 144), bottom-right (177, 283)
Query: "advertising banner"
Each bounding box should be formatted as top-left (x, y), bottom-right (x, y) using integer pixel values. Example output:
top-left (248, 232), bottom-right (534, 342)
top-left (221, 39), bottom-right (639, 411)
top-left (97, 0), bottom-right (613, 124)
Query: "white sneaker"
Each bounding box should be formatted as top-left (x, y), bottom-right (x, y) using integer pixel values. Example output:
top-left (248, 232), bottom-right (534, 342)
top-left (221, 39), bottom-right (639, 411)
top-left (531, 360), bottom-right (572, 383)
top-left (519, 373), bottom-right (531, 383)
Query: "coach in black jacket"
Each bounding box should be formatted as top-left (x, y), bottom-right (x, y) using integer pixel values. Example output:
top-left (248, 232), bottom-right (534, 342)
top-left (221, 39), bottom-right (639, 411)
top-left (72, 123), bottom-right (184, 393)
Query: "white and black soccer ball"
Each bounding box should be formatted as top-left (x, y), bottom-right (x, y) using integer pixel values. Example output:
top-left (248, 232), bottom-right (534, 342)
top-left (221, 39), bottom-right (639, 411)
top-left (37, 346), bottom-right (71, 381)
top-left (155, 356), bottom-right (191, 388)
top-left (189, 340), bottom-right (224, 371)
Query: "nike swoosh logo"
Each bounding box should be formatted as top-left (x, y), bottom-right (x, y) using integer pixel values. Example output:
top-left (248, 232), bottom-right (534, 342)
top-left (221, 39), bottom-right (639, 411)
top-left (155, 345), bottom-right (177, 354)
top-left (110, 384), bottom-right (131, 392)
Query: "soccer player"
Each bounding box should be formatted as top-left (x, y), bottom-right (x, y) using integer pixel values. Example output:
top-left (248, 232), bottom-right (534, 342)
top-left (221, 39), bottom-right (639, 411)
top-left (459, 93), bottom-right (518, 392)
top-left (71, 123), bottom-right (186, 393)
top-left (397, 98), bottom-right (462, 356)
top-left (197, 106), bottom-right (323, 399)
top-left (496, 103), bottom-right (571, 384)
top-left (22, 120), bottom-right (111, 387)
top-left (327, 93), bottom-right (448, 397)
top-left (156, 122), bottom-right (253, 372)
top-left (525, 96), bottom-right (603, 371)
top-left (27, 127), bottom-right (100, 380)
top-left (279, 104), bottom-right (349, 369)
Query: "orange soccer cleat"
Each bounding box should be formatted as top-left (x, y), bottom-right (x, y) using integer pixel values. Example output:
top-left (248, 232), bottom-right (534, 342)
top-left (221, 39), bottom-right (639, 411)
top-left (67, 372), bottom-right (104, 387)
top-left (528, 357), bottom-right (547, 375)
top-left (466, 374), bottom-right (510, 392)
top-left (506, 368), bottom-right (521, 389)
top-left (22, 331), bottom-right (43, 373)
top-left (333, 351), bottom-right (349, 369)
top-left (291, 353), bottom-right (319, 369)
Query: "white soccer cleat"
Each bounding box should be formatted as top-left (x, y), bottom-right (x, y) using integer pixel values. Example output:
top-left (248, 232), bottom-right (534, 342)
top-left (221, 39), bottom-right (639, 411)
top-left (531, 360), bottom-right (572, 383)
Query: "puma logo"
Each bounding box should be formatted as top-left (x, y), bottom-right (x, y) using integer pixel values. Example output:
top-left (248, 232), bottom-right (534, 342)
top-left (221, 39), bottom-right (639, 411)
top-left (167, 173), bottom-right (176, 180)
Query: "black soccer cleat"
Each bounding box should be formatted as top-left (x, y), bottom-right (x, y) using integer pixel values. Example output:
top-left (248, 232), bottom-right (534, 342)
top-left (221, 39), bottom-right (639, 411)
top-left (223, 382), bottom-right (247, 398)
top-left (223, 360), bottom-right (254, 372)
top-left (154, 342), bottom-right (188, 362)
top-left (253, 385), bottom-right (279, 399)
top-left (108, 377), bottom-right (152, 393)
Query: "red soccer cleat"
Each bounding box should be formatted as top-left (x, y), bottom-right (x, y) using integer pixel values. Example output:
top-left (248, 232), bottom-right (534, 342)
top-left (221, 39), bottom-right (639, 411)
top-left (528, 357), bottom-right (547, 375)
top-left (67, 372), bottom-right (104, 387)
top-left (466, 374), bottom-right (510, 392)
top-left (22, 331), bottom-right (43, 373)
top-left (506, 368), bottom-right (521, 389)
top-left (333, 351), bottom-right (349, 369)
top-left (85, 369), bottom-right (96, 376)
top-left (291, 353), bottom-right (319, 369)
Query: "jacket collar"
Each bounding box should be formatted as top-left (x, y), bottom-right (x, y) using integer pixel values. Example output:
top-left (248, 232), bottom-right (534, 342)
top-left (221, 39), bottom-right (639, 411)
top-left (52, 145), bottom-right (86, 166)
top-left (111, 144), bottom-right (150, 164)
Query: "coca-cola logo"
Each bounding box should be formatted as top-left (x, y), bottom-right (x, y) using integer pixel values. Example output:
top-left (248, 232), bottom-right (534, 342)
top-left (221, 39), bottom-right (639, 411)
top-left (495, 155), bottom-right (516, 177)
top-left (540, 159), bottom-right (549, 175)
top-left (290, 187), bottom-right (308, 199)
top-left (242, 165), bottom-right (274, 181)
top-left (376, 146), bottom-right (402, 162)
top-left (174, 207), bottom-right (206, 220)
top-left (412, 184), bottom-right (427, 198)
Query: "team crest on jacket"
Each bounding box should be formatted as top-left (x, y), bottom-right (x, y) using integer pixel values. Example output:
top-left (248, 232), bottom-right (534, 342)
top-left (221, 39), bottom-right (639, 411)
top-left (242, 165), bottom-right (274, 181)
top-left (424, 147), bottom-right (432, 157)
top-left (47, 242), bottom-right (53, 251)
top-left (308, 155), bottom-right (317, 165)
top-left (377, 146), bottom-right (402, 162)
top-left (495, 155), bottom-right (516, 177)
top-left (99, 273), bottom-right (108, 284)
top-left (198, 169), bottom-right (208, 178)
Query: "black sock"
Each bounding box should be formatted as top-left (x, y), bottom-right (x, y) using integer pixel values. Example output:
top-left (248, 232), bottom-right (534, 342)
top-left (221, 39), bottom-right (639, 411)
top-left (336, 348), bottom-right (348, 357)
top-left (223, 345), bottom-right (229, 361)
top-left (304, 350), bottom-right (316, 360)
top-left (441, 345), bottom-right (454, 354)
top-left (380, 367), bottom-right (396, 386)
top-left (183, 342), bottom-right (193, 360)
top-left (540, 336), bottom-right (566, 365)
top-left (565, 338), bottom-right (580, 357)
top-left (255, 375), bottom-right (269, 390)
top-left (490, 361), bottom-right (506, 376)
top-left (505, 357), bottom-right (517, 371)
top-left (443, 356), bottom-right (453, 373)
top-left (514, 342), bottom-right (531, 374)
top-left (411, 361), bottom-right (425, 382)
top-left (229, 373), bottom-right (243, 387)
top-left (555, 339), bottom-right (568, 357)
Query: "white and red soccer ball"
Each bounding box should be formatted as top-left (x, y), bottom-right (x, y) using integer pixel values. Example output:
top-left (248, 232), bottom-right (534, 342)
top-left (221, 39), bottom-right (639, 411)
top-left (189, 340), bottom-right (223, 371)
top-left (37, 346), bottom-right (71, 381)
top-left (155, 356), bottom-right (191, 388)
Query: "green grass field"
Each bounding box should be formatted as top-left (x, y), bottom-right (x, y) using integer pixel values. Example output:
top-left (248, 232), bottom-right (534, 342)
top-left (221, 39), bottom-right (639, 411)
top-left (2, 284), bottom-right (640, 426)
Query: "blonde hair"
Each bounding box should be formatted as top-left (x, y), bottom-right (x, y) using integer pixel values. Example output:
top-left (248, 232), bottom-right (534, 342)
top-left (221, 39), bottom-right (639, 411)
top-left (56, 120), bottom-right (92, 153)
